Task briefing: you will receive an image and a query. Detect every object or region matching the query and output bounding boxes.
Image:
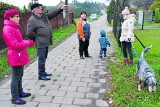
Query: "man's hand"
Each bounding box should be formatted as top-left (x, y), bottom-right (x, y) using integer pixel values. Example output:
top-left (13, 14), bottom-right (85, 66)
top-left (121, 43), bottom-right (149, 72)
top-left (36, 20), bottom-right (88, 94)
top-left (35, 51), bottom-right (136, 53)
top-left (61, 5), bottom-right (68, 10)
top-left (82, 38), bottom-right (85, 42)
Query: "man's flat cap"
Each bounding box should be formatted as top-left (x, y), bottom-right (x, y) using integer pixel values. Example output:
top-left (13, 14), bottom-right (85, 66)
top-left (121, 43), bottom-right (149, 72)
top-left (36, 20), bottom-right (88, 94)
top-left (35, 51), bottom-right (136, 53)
top-left (31, 3), bottom-right (43, 10)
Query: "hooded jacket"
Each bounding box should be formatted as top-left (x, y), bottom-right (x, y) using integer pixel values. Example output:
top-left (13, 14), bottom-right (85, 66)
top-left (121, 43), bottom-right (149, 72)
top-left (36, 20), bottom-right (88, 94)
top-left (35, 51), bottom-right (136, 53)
top-left (3, 20), bottom-right (34, 66)
top-left (99, 30), bottom-right (111, 48)
top-left (120, 14), bottom-right (136, 42)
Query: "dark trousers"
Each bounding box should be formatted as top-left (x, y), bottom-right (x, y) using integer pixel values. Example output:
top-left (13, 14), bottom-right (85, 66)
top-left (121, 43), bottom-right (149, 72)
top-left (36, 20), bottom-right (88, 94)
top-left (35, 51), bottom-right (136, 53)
top-left (37, 47), bottom-right (48, 77)
top-left (100, 48), bottom-right (107, 56)
top-left (11, 66), bottom-right (24, 101)
top-left (79, 39), bottom-right (89, 57)
top-left (121, 41), bottom-right (133, 60)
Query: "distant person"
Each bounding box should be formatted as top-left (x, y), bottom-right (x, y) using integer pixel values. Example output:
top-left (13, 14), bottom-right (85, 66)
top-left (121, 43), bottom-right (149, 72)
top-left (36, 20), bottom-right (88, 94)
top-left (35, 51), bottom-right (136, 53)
top-left (2, 9), bottom-right (34, 105)
top-left (77, 11), bottom-right (92, 59)
top-left (99, 30), bottom-right (111, 58)
top-left (120, 7), bottom-right (136, 66)
top-left (26, 3), bottom-right (67, 80)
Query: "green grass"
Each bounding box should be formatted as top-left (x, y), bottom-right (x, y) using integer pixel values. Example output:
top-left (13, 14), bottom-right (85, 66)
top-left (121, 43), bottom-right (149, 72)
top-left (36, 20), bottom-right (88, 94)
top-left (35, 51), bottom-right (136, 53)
top-left (135, 21), bottom-right (160, 26)
top-left (51, 24), bottom-right (76, 48)
top-left (107, 29), bottom-right (160, 107)
top-left (134, 29), bottom-right (160, 56)
top-left (0, 52), bottom-right (10, 79)
top-left (0, 24), bottom-right (76, 79)
top-left (108, 19), bottom-right (113, 27)
top-left (143, 21), bottom-right (160, 26)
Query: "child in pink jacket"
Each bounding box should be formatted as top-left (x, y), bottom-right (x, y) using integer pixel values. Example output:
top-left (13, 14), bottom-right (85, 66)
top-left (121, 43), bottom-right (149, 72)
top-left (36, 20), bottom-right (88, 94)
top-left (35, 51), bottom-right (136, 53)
top-left (2, 9), bottom-right (34, 105)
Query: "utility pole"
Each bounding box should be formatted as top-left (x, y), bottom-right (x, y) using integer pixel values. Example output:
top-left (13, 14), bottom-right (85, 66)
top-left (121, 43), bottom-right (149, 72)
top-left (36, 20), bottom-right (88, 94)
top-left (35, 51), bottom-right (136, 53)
top-left (65, 0), bottom-right (68, 27)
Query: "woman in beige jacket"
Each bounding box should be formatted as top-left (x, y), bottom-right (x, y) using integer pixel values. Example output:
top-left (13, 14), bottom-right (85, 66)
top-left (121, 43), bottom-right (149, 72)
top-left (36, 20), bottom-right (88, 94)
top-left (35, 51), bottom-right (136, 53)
top-left (120, 7), bottom-right (136, 66)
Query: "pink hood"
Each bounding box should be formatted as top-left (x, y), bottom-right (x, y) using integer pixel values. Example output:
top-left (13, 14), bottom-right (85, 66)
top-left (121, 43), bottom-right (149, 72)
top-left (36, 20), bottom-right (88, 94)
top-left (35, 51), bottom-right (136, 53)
top-left (3, 20), bottom-right (34, 66)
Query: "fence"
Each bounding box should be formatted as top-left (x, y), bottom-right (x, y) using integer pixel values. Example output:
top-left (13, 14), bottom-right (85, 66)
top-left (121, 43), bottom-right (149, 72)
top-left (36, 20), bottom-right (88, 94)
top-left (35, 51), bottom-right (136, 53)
top-left (107, 13), bottom-right (113, 25)
top-left (107, 11), bottom-right (160, 55)
top-left (0, 12), bottom-right (74, 50)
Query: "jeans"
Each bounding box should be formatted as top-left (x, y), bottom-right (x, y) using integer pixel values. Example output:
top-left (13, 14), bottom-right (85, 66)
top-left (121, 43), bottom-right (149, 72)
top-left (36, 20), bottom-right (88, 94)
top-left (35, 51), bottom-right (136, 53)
top-left (11, 66), bottom-right (24, 101)
top-left (121, 41), bottom-right (133, 60)
top-left (37, 47), bottom-right (48, 77)
top-left (100, 48), bottom-right (107, 56)
top-left (79, 39), bottom-right (89, 57)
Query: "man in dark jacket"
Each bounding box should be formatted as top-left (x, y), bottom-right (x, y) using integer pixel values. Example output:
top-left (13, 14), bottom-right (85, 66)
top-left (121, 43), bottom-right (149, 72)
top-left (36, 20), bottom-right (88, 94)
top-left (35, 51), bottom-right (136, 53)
top-left (26, 3), bottom-right (67, 80)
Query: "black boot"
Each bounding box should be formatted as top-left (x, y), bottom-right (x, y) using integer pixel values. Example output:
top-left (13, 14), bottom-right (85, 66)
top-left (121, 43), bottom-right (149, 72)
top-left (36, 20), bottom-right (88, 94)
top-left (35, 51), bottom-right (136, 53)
top-left (38, 76), bottom-right (50, 80)
top-left (80, 56), bottom-right (84, 59)
top-left (45, 72), bottom-right (52, 76)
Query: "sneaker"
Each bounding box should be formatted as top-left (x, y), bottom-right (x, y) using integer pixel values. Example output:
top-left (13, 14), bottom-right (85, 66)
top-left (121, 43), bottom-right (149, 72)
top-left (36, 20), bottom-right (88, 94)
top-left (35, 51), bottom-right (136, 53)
top-left (19, 92), bottom-right (31, 98)
top-left (128, 60), bottom-right (133, 66)
top-left (100, 56), bottom-right (102, 58)
top-left (12, 98), bottom-right (26, 105)
top-left (124, 58), bottom-right (128, 65)
top-left (104, 55), bottom-right (106, 57)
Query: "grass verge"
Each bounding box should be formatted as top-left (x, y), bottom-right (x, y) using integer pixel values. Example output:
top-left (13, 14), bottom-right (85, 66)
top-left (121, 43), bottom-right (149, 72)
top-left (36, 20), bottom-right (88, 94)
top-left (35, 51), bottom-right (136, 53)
top-left (135, 21), bottom-right (160, 26)
top-left (106, 30), bottom-right (160, 107)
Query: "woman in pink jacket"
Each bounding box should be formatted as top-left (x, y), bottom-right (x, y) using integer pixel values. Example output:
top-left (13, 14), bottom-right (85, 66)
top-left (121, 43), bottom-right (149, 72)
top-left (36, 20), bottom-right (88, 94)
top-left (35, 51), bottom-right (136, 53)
top-left (3, 9), bottom-right (34, 105)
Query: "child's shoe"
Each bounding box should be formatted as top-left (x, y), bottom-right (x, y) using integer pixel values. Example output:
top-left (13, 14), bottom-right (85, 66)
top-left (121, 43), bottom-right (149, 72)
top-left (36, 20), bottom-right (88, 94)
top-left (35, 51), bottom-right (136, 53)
top-left (124, 58), bottom-right (128, 65)
top-left (128, 60), bottom-right (133, 66)
top-left (19, 92), bottom-right (31, 98)
top-left (12, 98), bottom-right (26, 105)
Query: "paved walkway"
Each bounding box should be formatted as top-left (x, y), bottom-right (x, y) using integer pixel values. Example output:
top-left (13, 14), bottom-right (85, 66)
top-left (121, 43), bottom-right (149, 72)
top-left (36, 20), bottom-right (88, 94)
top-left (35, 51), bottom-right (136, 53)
top-left (0, 13), bottom-right (115, 107)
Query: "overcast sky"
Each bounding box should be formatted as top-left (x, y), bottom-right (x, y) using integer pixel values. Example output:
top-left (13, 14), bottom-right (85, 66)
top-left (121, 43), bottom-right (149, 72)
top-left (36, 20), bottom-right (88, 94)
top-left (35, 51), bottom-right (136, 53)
top-left (0, 0), bottom-right (110, 8)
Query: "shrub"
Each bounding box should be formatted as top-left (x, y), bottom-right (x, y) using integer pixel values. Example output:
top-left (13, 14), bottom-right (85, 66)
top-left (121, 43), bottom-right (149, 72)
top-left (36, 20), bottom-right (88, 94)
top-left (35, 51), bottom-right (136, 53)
top-left (149, 1), bottom-right (160, 10)
top-left (106, 6), bottom-right (112, 13)
top-left (0, 2), bottom-right (19, 17)
top-left (129, 7), bottom-right (137, 14)
top-left (155, 8), bottom-right (160, 23)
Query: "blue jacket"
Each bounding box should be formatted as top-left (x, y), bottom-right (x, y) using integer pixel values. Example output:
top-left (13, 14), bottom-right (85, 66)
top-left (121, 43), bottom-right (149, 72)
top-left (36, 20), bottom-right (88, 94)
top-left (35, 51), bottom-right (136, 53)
top-left (99, 37), bottom-right (111, 48)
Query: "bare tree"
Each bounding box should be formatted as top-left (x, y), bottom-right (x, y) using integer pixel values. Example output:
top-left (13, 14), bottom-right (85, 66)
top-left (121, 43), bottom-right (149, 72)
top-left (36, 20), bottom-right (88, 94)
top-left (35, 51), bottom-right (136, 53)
top-left (108, 0), bottom-right (117, 13)
top-left (116, 0), bottom-right (130, 12)
top-left (143, 0), bottom-right (154, 10)
top-left (107, 0), bottom-right (130, 13)
top-left (131, 0), bottom-right (154, 10)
